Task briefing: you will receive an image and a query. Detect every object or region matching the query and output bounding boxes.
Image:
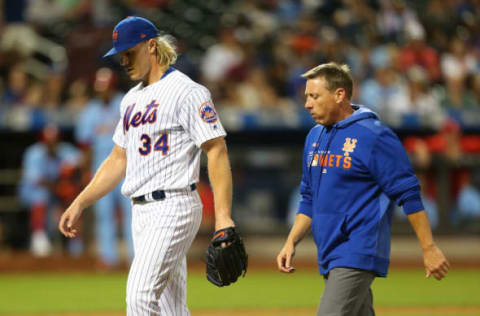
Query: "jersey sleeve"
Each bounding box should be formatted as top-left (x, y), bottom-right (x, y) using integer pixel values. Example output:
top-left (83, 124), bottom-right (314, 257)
top-left (112, 102), bottom-right (127, 148)
top-left (368, 127), bottom-right (424, 214)
top-left (177, 86), bottom-right (226, 147)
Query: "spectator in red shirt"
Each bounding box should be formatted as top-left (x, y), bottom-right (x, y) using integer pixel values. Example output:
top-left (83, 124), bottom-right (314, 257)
top-left (397, 22), bottom-right (441, 83)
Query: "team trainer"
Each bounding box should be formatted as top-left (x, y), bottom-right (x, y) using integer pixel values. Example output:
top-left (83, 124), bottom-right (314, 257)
top-left (277, 62), bottom-right (449, 316)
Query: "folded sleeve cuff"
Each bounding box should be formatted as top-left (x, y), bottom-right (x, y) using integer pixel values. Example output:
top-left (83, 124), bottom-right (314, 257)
top-left (402, 196), bottom-right (425, 214)
top-left (297, 201), bottom-right (313, 218)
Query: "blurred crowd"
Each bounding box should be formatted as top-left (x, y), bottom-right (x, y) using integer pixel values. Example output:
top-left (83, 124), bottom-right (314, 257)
top-left (1, 0), bottom-right (480, 132)
top-left (1, 0), bottom-right (480, 259)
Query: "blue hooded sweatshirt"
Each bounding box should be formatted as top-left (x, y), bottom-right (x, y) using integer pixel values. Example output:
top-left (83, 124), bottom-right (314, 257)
top-left (298, 106), bottom-right (424, 277)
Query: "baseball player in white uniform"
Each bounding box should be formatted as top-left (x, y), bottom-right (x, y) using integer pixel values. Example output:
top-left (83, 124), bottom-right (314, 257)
top-left (59, 16), bottom-right (236, 315)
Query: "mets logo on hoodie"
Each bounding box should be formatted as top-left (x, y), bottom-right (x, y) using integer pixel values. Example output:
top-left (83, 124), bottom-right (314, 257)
top-left (310, 137), bottom-right (358, 170)
top-left (342, 138), bottom-right (358, 157)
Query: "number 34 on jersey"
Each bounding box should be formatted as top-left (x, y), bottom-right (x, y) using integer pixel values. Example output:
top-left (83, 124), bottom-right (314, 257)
top-left (138, 133), bottom-right (169, 156)
top-left (122, 100), bottom-right (169, 157)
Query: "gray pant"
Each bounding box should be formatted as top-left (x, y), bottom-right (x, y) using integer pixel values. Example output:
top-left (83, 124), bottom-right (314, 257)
top-left (317, 267), bottom-right (376, 316)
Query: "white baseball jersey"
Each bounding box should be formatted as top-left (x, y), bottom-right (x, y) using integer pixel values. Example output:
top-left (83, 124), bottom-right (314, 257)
top-left (112, 68), bottom-right (226, 198)
top-left (116, 68), bottom-right (225, 315)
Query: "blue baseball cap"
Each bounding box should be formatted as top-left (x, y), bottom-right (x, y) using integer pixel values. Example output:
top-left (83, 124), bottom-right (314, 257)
top-left (103, 16), bottom-right (160, 58)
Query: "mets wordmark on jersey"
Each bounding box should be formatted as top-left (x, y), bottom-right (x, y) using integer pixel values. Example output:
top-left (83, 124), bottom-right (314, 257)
top-left (112, 69), bottom-right (226, 198)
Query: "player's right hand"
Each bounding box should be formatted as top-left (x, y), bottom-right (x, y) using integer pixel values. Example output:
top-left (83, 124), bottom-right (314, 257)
top-left (58, 203), bottom-right (83, 238)
top-left (277, 242), bottom-right (296, 273)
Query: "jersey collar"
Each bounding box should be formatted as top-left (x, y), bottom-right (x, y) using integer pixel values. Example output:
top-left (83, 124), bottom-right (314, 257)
top-left (161, 66), bottom-right (175, 79)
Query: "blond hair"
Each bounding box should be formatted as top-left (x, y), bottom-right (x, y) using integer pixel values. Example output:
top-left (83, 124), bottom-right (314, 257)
top-left (301, 62), bottom-right (353, 99)
top-left (153, 35), bottom-right (177, 66)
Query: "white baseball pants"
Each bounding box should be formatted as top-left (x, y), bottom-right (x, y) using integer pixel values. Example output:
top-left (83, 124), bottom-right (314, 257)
top-left (126, 189), bottom-right (202, 316)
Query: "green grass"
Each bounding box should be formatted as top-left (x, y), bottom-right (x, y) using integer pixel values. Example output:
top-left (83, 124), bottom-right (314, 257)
top-left (0, 274), bottom-right (126, 314)
top-left (372, 269), bottom-right (480, 307)
top-left (189, 268), bottom-right (480, 309)
top-left (189, 271), bottom-right (323, 309)
top-left (0, 268), bottom-right (478, 314)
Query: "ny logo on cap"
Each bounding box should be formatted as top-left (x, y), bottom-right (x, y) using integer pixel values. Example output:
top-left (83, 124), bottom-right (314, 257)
top-left (113, 30), bottom-right (118, 42)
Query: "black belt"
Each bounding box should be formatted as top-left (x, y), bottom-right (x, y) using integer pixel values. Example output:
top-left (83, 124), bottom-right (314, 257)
top-left (132, 184), bottom-right (196, 204)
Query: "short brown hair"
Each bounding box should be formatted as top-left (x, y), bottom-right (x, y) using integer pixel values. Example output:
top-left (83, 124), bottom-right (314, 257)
top-left (301, 62), bottom-right (353, 99)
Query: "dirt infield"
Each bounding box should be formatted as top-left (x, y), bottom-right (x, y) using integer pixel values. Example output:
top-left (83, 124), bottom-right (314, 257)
top-left (11, 306), bottom-right (480, 316)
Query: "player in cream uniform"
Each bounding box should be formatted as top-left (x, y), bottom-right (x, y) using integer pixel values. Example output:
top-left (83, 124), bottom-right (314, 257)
top-left (59, 16), bottom-right (236, 316)
top-left (116, 69), bottom-right (224, 197)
